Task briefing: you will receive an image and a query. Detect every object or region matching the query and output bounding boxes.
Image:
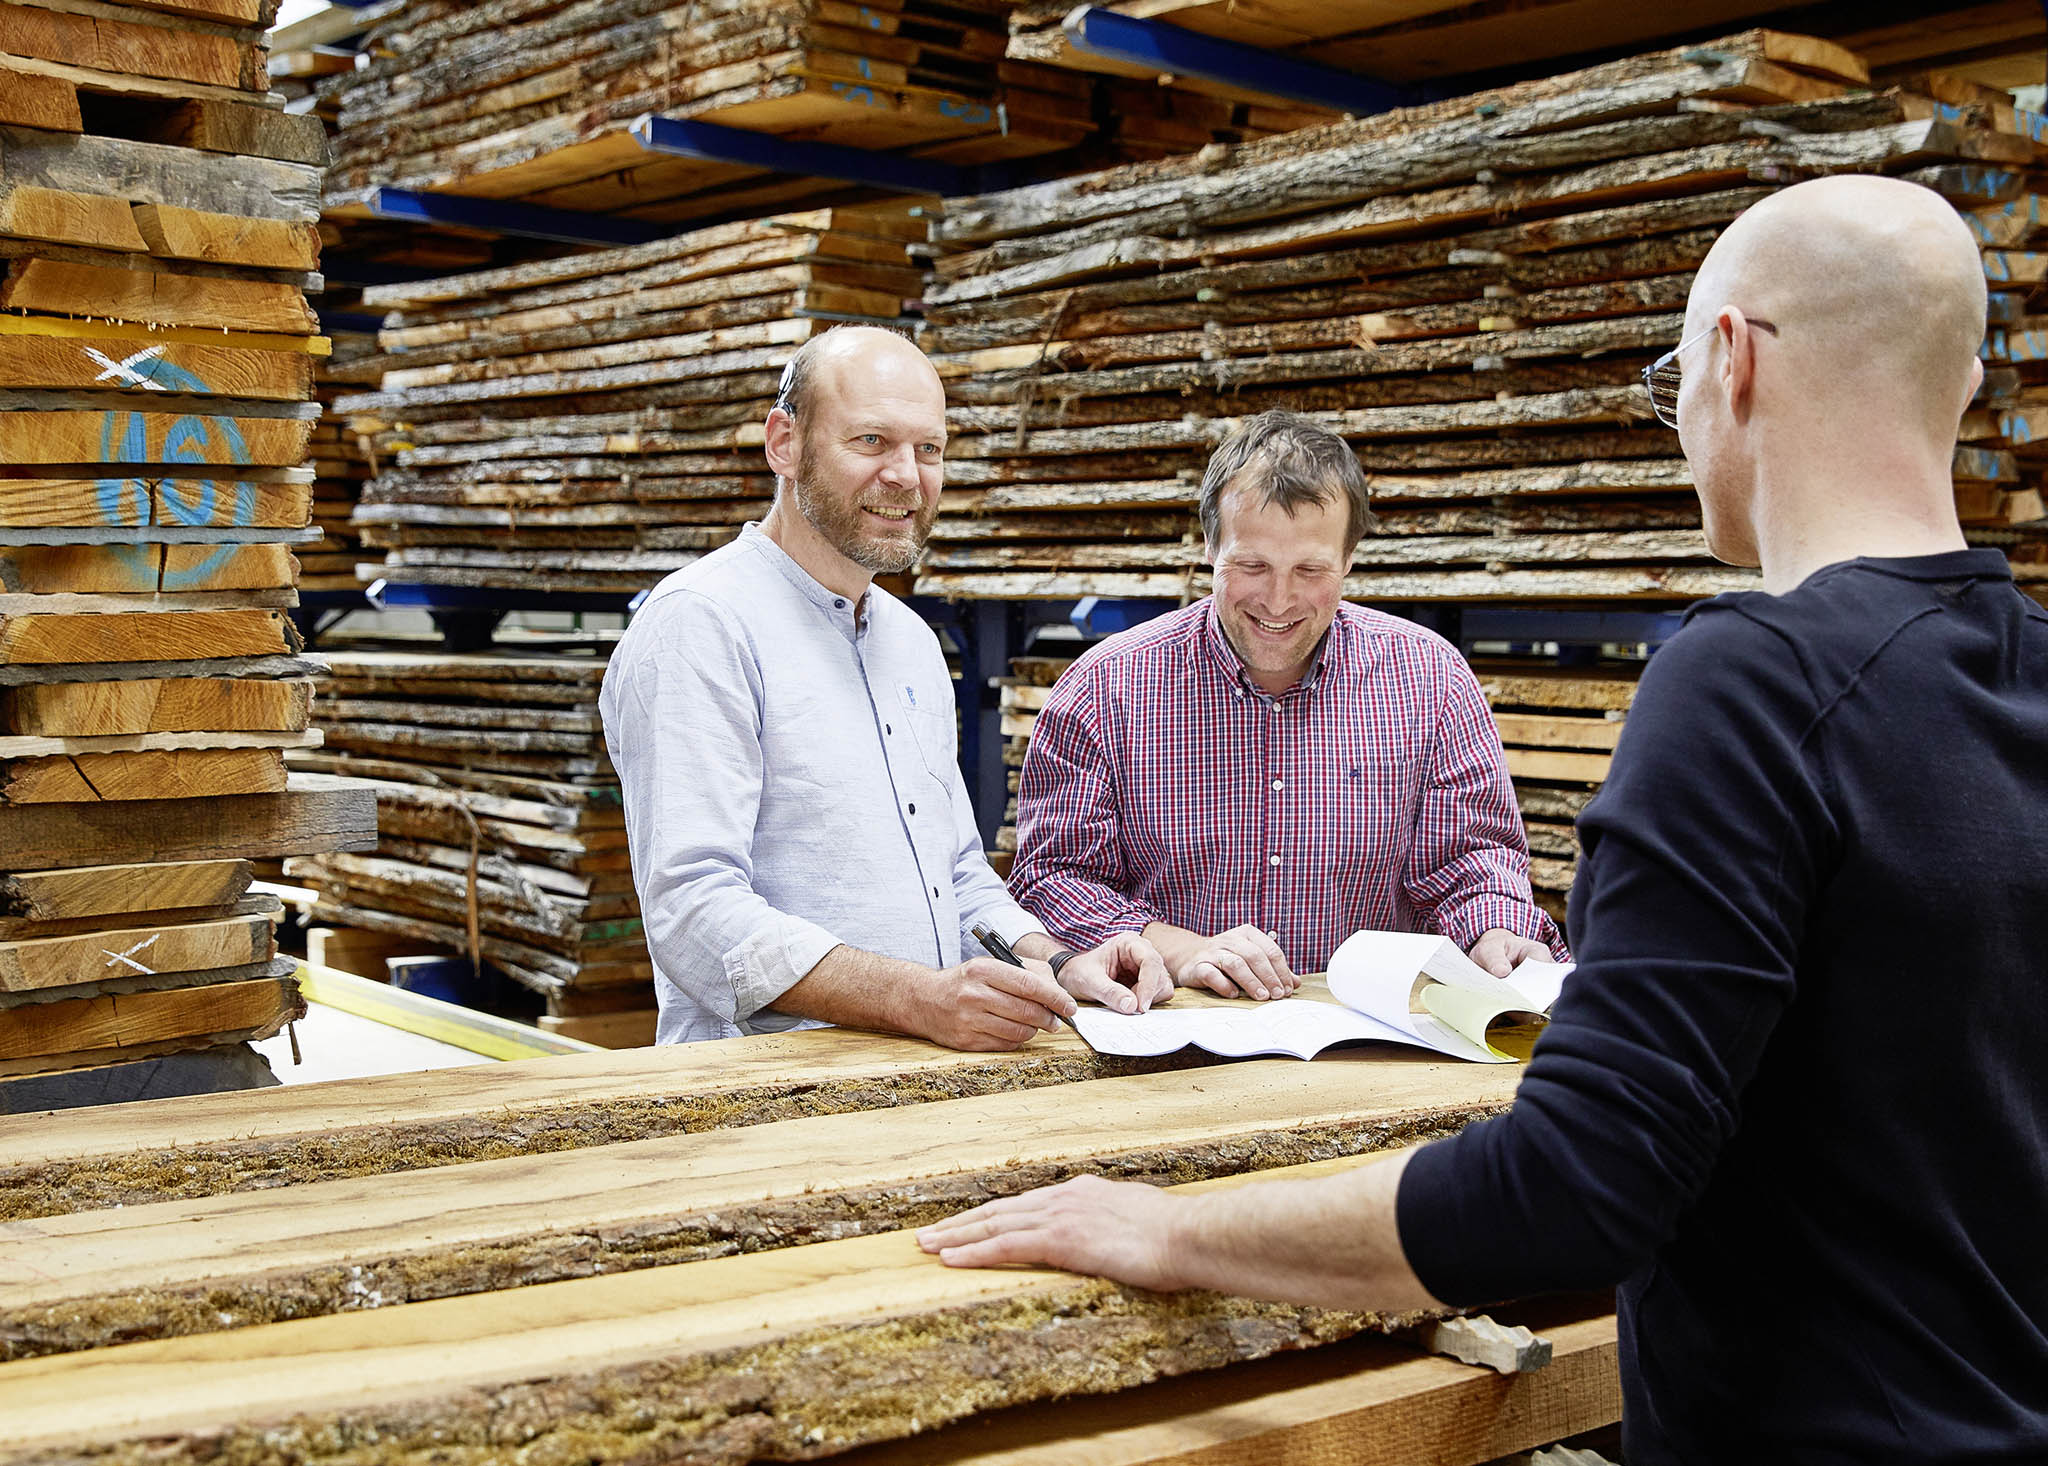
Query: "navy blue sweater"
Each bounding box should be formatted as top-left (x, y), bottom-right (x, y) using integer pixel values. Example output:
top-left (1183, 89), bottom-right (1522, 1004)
top-left (1397, 551), bottom-right (2048, 1463)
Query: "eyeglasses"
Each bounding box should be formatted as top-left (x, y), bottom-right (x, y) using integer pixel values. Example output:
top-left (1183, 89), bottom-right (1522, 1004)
top-left (1641, 317), bottom-right (1778, 429)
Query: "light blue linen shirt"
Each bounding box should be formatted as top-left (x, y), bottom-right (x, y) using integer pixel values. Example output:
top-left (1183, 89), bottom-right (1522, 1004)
top-left (600, 523), bottom-right (1046, 1043)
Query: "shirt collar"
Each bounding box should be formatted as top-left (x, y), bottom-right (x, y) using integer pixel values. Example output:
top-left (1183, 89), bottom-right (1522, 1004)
top-left (740, 521), bottom-right (867, 640)
top-left (1197, 597), bottom-right (1342, 701)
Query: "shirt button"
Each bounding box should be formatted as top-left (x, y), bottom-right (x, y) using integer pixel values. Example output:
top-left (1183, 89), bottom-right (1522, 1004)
top-left (1268, 929), bottom-right (1279, 940)
top-left (1268, 854), bottom-right (1281, 866)
top-left (833, 597), bottom-right (845, 609)
top-left (885, 724), bottom-right (892, 734)
top-left (908, 802), bottom-right (917, 815)
top-left (1270, 778), bottom-right (1283, 791)
top-left (931, 886), bottom-right (939, 898)
top-left (1233, 688), bottom-right (1243, 698)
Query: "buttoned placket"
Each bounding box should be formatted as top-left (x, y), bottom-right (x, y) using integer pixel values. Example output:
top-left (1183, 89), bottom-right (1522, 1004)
top-left (848, 598), bottom-right (949, 965)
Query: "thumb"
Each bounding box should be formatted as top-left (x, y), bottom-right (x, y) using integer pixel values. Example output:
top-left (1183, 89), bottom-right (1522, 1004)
top-left (1066, 960), bottom-right (1138, 1015)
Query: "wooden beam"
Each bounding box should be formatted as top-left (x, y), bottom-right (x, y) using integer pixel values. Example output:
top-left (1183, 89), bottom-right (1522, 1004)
top-left (0, 257), bottom-right (319, 334)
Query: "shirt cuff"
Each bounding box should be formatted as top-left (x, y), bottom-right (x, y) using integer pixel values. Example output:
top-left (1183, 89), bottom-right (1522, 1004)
top-left (1443, 894), bottom-right (1567, 960)
top-left (723, 913), bottom-right (843, 1023)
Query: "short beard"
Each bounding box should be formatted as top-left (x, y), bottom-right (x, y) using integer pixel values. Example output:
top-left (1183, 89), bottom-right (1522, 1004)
top-left (787, 449), bottom-right (934, 574)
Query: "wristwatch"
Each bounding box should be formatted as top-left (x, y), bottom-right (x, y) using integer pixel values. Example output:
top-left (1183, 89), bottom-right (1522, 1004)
top-left (1047, 947), bottom-right (1080, 980)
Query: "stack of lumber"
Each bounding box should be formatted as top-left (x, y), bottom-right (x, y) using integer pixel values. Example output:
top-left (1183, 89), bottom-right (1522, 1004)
top-left (0, 0), bottom-right (379, 1080)
top-left (1004, 0), bottom-right (2048, 98)
top-left (281, 641), bottom-right (653, 1045)
top-left (299, 327), bottom-right (382, 591)
top-left (335, 204), bottom-right (924, 593)
top-left (996, 652), bottom-right (1630, 916)
top-left (318, 0), bottom-right (1098, 229)
top-left (915, 32), bottom-right (2048, 606)
top-left (0, 1021), bottom-right (1622, 1461)
top-left (1469, 660), bottom-right (1637, 921)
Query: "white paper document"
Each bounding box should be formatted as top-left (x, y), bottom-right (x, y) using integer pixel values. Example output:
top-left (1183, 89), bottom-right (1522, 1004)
top-left (1068, 929), bottom-right (1574, 1064)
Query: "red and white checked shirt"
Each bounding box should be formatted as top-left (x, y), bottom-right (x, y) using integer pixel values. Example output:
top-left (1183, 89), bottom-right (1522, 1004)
top-left (1012, 600), bottom-right (1565, 973)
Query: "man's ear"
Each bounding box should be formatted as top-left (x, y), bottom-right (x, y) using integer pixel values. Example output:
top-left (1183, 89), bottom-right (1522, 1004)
top-left (763, 406), bottom-right (799, 480)
top-left (1721, 305), bottom-right (1757, 421)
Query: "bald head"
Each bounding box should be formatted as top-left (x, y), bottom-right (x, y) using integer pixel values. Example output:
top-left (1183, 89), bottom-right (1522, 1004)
top-left (776, 324), bottom-right (943, 424)
top-left (1687, 176), bottom-right (1984, 440)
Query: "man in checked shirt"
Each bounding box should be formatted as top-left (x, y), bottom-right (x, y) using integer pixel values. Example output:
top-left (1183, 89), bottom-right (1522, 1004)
top-left (1011, 411), bottom-right (1565, 994)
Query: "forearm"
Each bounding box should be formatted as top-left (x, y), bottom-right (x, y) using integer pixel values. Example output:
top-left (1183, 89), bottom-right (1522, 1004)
top-left (1162, 1150), bottom-right (1439, 1312)
top-left (774, 944), bottom-right (934, 1038)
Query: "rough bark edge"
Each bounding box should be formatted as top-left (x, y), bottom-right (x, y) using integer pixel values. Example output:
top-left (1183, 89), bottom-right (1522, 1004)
top-left (2, 1108), bottom-right (1498, 1360)
top-left (0, 1049), bottom-right (1221, 1222)
top-left (11, 1285), bottom-right (1433, 1466)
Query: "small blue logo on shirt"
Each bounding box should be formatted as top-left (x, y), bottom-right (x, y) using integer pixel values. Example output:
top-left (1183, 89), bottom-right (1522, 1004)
top-left (904, 685), bottom-right (918, 708)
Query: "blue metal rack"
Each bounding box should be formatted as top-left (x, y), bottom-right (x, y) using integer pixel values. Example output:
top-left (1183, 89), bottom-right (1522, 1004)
top-left (632, 115), bottom-right (975, 197)
top-left (364, 188), bottom-right (677, 248)
top-left (1060, 7), bottom-right (1425, 116)
top-left (363, 581), bottom-right (643, 653)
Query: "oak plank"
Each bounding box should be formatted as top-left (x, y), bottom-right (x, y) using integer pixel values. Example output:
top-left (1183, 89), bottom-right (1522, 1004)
top-left (0, 1150), bottom-right (1430, 1461)
top-left (0, 911), bottom-right (274, 993)
top-left (0, 860), bottom-right (252, 922)
top-left (0, 975), bottom-right (298, 1065)
top-left (0, 772), bottom-right (373, 871)
top-left (0, 607), bottom-right (293, 664)
top-left (0, 745), bottom-right (288, 802)
top-left (0, 257), bottom-right (318, 334)
top-left (0, 332), bottom-right (313, 400)
top-left (0, 66), bottom-right (76, 129)
top-left (1, 676), bottom-right (309, 736)
top-left (0, 411), bottom-right (313, 466)
top-left (129, 205), bottom-right (321, 271)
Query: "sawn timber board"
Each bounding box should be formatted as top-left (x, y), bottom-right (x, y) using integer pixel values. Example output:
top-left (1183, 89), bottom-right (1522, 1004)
top-left (0, 1053), bottom-right (1520, 1356)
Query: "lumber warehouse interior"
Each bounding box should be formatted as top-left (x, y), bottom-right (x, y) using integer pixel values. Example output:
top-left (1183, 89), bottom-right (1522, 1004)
top-left (1, 0), bottom-right (2044, 1460)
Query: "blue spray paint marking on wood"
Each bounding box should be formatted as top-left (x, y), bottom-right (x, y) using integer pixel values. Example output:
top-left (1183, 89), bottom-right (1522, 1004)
top-left (95, 359), bottom-right (253, 587)
top-left (937, 97), bottom-right (992, 123)
top-left (830, 82), bottom-right (880, 106)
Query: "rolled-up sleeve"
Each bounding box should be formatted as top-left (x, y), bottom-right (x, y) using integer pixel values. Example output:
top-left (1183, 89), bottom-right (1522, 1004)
top-left (1404, 654), bottom-right (1566, 958)
top-left (1012, 668), bottom-right (1164, 946)
top-left (602, 591), bottom-right (842, 1034)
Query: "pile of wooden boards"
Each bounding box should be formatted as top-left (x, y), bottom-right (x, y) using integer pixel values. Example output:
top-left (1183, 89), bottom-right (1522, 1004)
top-left (0, 1019), bottom-right (1622, 1461)
top-left (299, 327), bottom-right (381, 591)
top-left (283, 641), bottom-right (655, 1046)
top-left (0, 0), bottom-right (379, 1081)
top-left (1004, 0), bottom-right (2048, 99)
top-left (334, 204), bottom-right (924, 593)
top-left (916, 31), bottom-right (2048, 605)
top-left (317, 0), bottom-right (1100, 229)
top-left (994, 652), bottom-right (1630, 916)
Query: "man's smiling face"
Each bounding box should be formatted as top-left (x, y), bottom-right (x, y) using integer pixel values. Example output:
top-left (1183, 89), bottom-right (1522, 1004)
top-left (1207, 479), bottom-right (1353, 695)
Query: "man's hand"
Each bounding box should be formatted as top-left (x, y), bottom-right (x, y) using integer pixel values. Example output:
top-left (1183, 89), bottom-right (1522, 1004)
top-left (1052, 932), bottom-right (1173, 1014)
top-left (912, 958), bottom-right (1077, 1051)
top-left (1145, 921), bottom-right (1300, 1001)
top-left (918, 1174), bottom-right (1190, 1287)
top-left (1469, 927), bottom-right (1552, 977)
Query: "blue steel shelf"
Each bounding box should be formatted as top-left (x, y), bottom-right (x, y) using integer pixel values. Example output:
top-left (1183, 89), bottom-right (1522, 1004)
top-left (364, 188), bottom-right (676, 248)
top-left (1059, 6), bottom-right (1425, 114)
top-left (632, 115), bottom-right (974, 197)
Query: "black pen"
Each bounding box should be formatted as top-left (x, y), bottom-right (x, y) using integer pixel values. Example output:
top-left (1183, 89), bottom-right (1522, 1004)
top-left (971, 923), bottom-right (1023, 967)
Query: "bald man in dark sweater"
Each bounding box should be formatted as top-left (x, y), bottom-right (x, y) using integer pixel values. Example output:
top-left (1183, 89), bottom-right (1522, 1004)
top-left (920, 175), bottom-right (2048, 1462)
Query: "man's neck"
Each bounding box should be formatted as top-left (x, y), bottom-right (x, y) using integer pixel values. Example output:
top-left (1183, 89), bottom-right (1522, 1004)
top-left (760, 502), bottom-right (872, 605)
top-left (1744, 424), bottom-right (1967, 594)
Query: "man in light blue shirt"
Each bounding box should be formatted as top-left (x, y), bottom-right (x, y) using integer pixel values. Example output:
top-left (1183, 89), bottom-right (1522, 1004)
top-left (601, 326), bottom-right (1170, 1046)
